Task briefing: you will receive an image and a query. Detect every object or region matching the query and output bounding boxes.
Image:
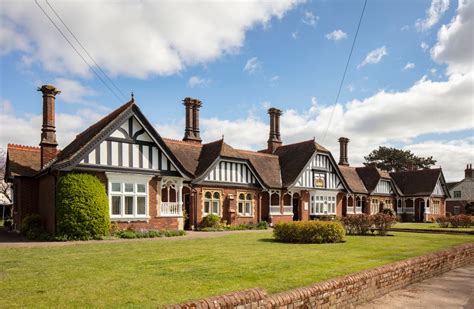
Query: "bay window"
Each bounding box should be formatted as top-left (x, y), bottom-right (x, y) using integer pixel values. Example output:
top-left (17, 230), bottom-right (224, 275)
top-left (107, 173), bottom-right (150, 220)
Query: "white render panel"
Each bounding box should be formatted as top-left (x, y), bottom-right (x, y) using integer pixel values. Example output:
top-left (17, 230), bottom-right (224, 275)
top-left (433, 178), bottom-right (445, 196)
top-left (204, 161), bottom-right (258, 184)
top-left (374, 180), bottom-right (393, 194)
top-left (88, 149), bottom-right (96, 164)
top-left (132, 144), bottom-right (140, 168)
top-left (100, 142), bottom-right (107, 165)
top-left (294, 153), bottom-right (343, 190)
top-left (122, 143), bottom-right (129, 167)
top-left (111, 142), bottom-right (119, 166)
top-left (132, 117), bottom-right (141, 136)
top-left (110, 129), bottom-right (127, 138)
top-left (152, 147), bottom-right (158, 170)
top-left (137, 131), bottom-right (152, 142)
top-left (142, 145), bottom-right (149, 168)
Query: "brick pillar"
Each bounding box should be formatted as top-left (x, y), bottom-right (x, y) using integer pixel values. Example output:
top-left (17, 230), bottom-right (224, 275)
top-left (192, 99), bottom-right (202, 143)
top-left (38, 85), bottom-right (60, 168)
top-left (338, 137), bottom-right (350, 166)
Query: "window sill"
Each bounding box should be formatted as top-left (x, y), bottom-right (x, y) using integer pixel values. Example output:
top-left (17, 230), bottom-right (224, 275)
top-left (157, 215), bottom-right (183, 218)
top-left (237, 215), bottom-right (254, 218)
top-left (111, 217), bottom-right (150, 222)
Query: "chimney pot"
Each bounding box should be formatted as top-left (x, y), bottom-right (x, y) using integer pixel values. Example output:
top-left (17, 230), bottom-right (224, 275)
top-left (465, 163), bottom-right (473, 178)
top-left (266, 107), bottom-right (282, 153)
top-left (38, 84), bottom-right (60, 167)
top-left (338, 137), bottom-right (350, 166)
top-left (182, 97), bottom-right (202, 143)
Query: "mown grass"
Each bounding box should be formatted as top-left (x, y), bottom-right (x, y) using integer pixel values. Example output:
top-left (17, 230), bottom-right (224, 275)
top-left (0, 231), bottom-right (472, 307)
top-left (393, 222), bottom-right (474, 231)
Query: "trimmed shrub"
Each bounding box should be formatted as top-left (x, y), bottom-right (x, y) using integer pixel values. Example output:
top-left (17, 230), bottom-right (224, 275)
top-left (372, 213), bottom-right (397, 235)
top-left (341, 214), bottom-right (373, 235)
top-left (20, 214), bottom-right (51, 240)
top-left (56, 173), bottom-right (110, 240)
top-left (381, 208), bottom-right (395, 217)
top-left (112, 229), bottom-right (185, 239)
top-left (449, 214), bottom-right (472, 228)
top-left (436, 216), bottom-right (450, 228)
top-left (200, 214), bottom-right (221, 229)
top-left (273, 221), bottom-right (345, 244)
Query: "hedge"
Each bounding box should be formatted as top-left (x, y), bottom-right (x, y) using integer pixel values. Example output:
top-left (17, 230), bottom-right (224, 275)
top-left (273, 221), bottom-right (345, 244)
top-left (56, 173), bottom-right (110, 240)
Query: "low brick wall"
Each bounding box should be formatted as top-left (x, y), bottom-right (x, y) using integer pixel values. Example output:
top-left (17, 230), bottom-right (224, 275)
top-left (390, 228), bottom-right (474, 235)
top-left (169, 243), bottom-right (474, 308)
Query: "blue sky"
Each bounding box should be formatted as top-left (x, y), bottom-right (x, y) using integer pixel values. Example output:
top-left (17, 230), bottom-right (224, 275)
top-left (0, 0), bottom-right (472, 180)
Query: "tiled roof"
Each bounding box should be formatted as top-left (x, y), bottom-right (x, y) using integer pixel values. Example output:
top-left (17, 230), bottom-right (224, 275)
top-left (390, 168), bottom-right (442, 196)
top-left (338, 165), bottom-right (368, 194)
top-left (446, 181), bottom-right (459, 190)
top-left (6, 144), bottom-right (42, 177)
top-left (164, 138), bottom-right (282, 188)
top-left (274, 140), bottom-right (328, 187)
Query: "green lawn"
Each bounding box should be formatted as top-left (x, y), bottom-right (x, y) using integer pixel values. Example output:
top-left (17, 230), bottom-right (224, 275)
top-left (393, 222), bottom-right (474, 231)
top-left (1, 232), bottom-right (473, 307)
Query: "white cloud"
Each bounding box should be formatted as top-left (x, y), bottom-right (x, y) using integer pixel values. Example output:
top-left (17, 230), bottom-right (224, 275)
top-left (421, 41), bottom-right (429, 51)
top-left (243, 57), bottom-right (262, 74)
top-left (325, 29), bottom-right (347, 41)
top-left (261, 101), bottom-right (271, 109)
top-left (430, 68), bottom-right (438, 75)
top-left (0, 103), bottom-right (105, 152)
top-left (358, 46), bottom-right (388, 68)
top-left (416, 0), bottom-right (450, 31)
top-left (402, 62), bottom-right (416, 71)
top-left (54, 78), bottom-right (96, 104)
top-left (302, 11), bottom-right (319, 27)
top-left (291, 31), bottom-right (298, 39)
top-left (0, 99), bottom-right (13, 114)
top-left (187, 76), bottom-right (211, 88)
top-left (400, 25), bottom-right (410, 31)
top-left (431, 0), bottom-right (473, 75)
top-left (0, 1), bottom-right (302, 78)
top-left (347, 84), bottom-right (355, 92)
top-left (269, 75), bottom-right (279, 86)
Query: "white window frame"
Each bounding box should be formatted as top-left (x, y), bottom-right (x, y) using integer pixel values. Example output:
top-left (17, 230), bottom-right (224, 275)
top-left (238, 192), bottom-right (253, 217)
top-left (107, 173), bottom-right (151, 221)
top-left (310, 192), bottom-right (337, 215)
top-left (371, 199), bottom-right (379, 214)
top-left (432, 200), bottom-right (441, 214)
top-left (453, 191), bottom-right (461, 198)
top-left (203, 190), bottom-right (221, 216)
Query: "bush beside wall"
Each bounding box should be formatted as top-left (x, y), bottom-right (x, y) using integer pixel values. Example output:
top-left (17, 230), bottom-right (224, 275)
top-left (273, 221), bottom-right (345, 244)
top-left (56, 173), bottom-right (110, 240)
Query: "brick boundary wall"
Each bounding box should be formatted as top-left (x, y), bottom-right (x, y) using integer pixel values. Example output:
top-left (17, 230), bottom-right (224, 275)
top-left (389, 228), bottom-right (474, 235)
top-left (168, 243), bottom-right (474, 308)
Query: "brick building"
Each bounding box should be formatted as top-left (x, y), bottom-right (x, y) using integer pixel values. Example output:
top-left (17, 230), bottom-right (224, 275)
top-left (446, 165), bottom-right (474, 214)
top-left (4, 85), bottom-right (450, 233)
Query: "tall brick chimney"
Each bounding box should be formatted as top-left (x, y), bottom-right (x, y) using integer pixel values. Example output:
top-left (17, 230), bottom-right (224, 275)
top-left (338, 137), bottom-right (350, 166)
top-left (182, 97), bottom-right (202, 143)
top-left (38, 85), bottom-right (60, 167)
top-left (465, 164), bottom-right (473, 178)
top-left (267, 107), bottom-right (282, 153)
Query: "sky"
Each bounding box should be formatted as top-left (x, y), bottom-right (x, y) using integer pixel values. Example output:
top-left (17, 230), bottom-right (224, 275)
top-left (0, 0), bottom-right (473, 181)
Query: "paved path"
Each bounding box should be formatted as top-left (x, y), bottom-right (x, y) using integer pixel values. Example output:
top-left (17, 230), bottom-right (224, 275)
top-left (357, 265), bottom-right (474, 309)
top-left (0, 229), bottom-right (270, 248)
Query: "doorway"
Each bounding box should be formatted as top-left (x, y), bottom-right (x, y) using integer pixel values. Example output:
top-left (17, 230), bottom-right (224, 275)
top-left (184, 194), bottom-right (191, 230)
top-left (416, 200), bottom-right (425, 222)
top-left (292, 197), bottom-right (299, 221)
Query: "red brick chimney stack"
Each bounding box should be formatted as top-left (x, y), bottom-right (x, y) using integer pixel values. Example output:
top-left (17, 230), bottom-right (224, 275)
top-left (38, 84), bottom-right (60, 168)
top-left (182, 97), bottom-right (202, 143)
top-left (465, 164), bottom-right (473, 178)
top-left (267, 107), bottom-right (283, 153)
top-left (338, 137), bottom-right (350, 166)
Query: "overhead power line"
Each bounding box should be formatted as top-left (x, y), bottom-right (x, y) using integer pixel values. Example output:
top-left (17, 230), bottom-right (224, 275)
top-left (321, 0), bottom-right (368, 144)
top-left (34, 0), bottom-right (127, 103)
top-left (45, 0), bottom-right (127, 100)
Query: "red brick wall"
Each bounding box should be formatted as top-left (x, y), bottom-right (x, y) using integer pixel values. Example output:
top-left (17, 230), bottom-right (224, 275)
top-left (193, 186), bottom-right (262, 227)
top-left (37, 173), bottom-right (57, 234)
top-left (170, 243), bottom-right (474, 308)
top-left (12, 177), bottom-right (38, 231)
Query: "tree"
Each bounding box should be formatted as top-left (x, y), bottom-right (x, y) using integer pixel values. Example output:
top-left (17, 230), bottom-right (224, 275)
top-left (363, 146), bottom-right (436, 172)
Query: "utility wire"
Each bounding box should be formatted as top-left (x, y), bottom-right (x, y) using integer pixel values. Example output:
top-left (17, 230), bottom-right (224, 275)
top-left (34, 0), bottom-right (125, 103)
top-left (45, 0), bottom-right (127, 100)
top-left (321, 0), bottom-right (368, 143)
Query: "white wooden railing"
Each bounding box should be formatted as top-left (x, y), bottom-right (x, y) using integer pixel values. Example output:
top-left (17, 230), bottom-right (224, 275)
top-left (355, 206), bottom-right (362, 214)
top-left (283, 206), bottom-right (293, 215)
top-left (398, 206), bottom-right (414, 214)
top-left (161, 202), bottom-right (182, 216)
top-left (270, 205), bottom-right (281, 214)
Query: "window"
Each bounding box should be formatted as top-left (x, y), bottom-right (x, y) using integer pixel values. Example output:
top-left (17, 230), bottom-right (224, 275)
top-left (453, 191), bottom-right (461, 198)
top-left (238, 193), bottom-right (253, 216)
top-left (371, 199), bottom-right (379, 214)
top-left (432, 200), bottom-right (440, 214)
top-left (108, 174), bottom-right (149, 220)
top-left (454, 206), bottom-right (460, 214)
top-left (385, 199), bottom-right (393, 210)
top-left (204, 191), bottom-right (221, 215)
top-left (311, 195), bottom-right (336, 214)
